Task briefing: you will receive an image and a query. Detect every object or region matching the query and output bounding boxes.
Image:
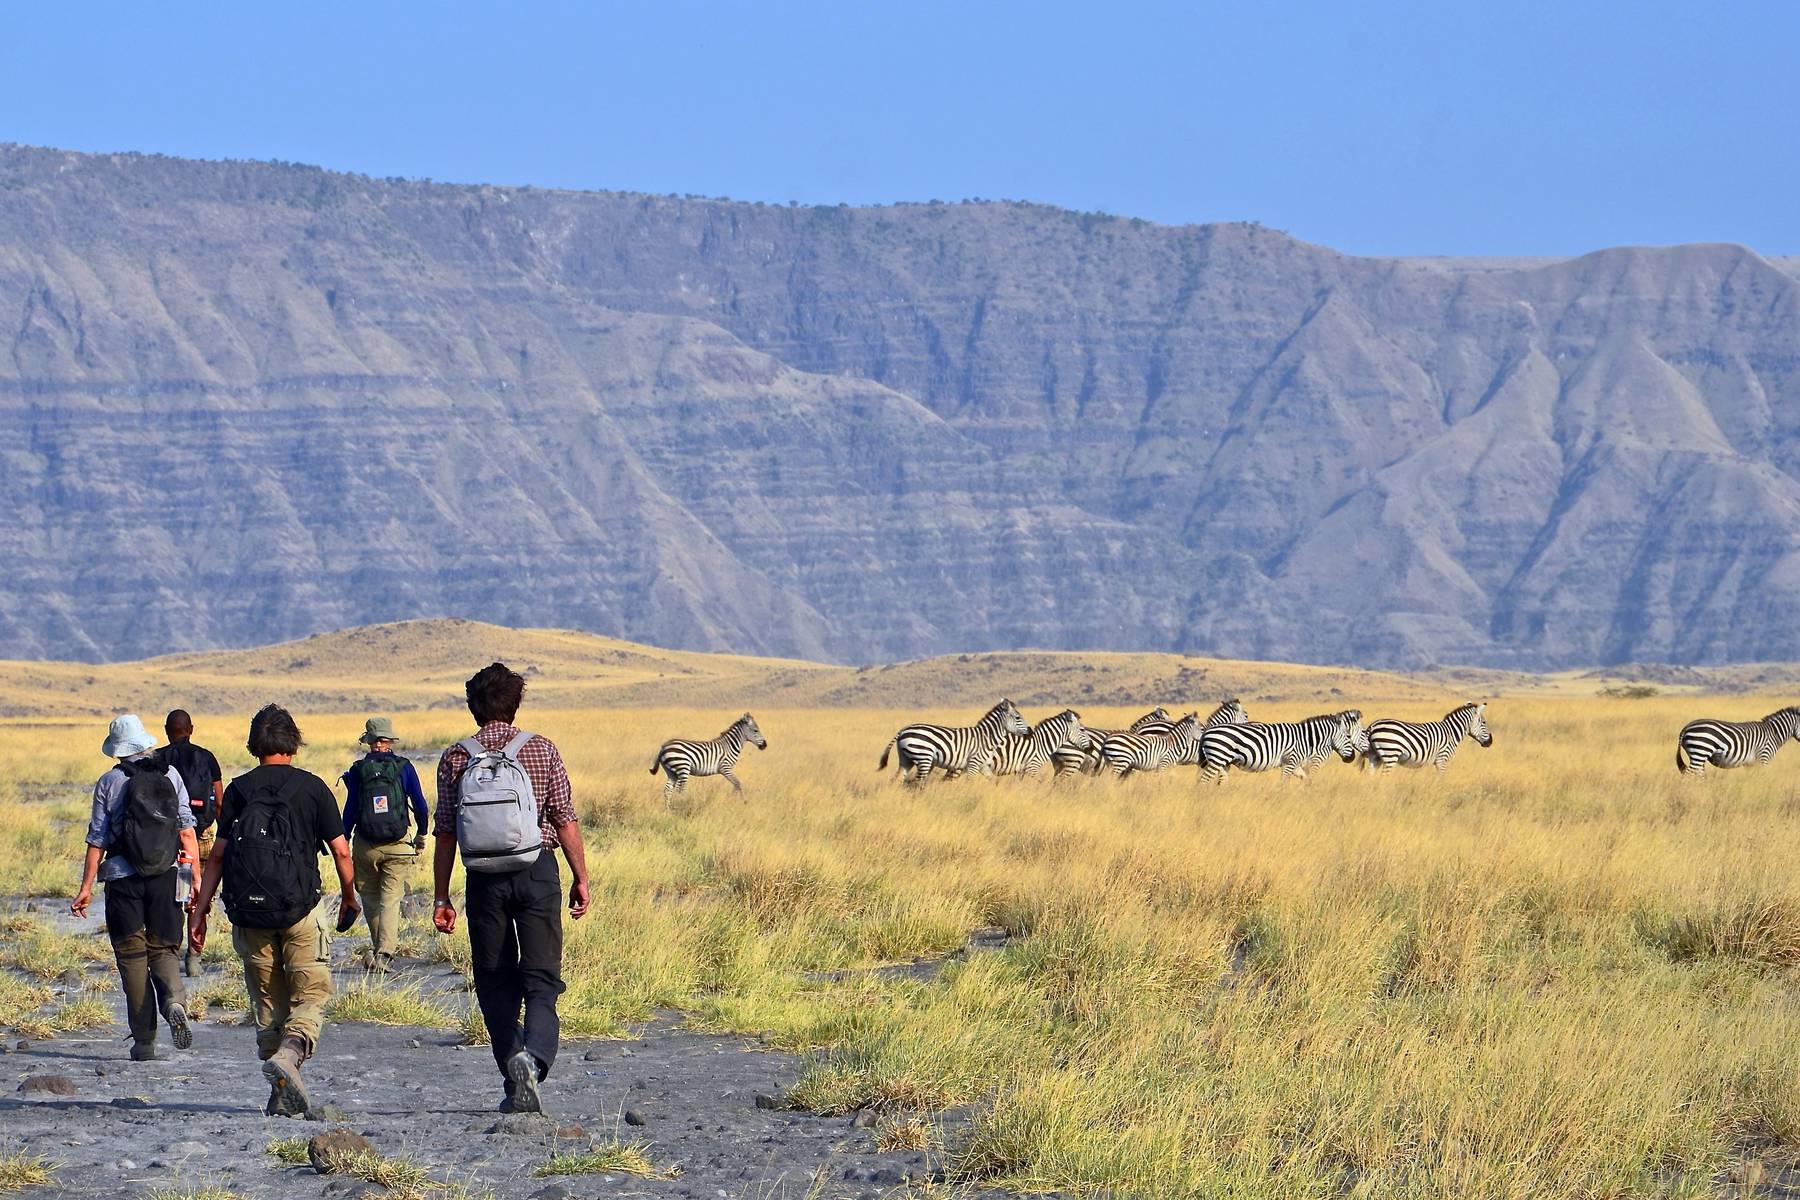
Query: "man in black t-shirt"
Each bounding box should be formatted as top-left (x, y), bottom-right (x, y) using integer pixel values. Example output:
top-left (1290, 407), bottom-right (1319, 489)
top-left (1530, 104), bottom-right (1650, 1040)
top-left (189, 704), bottom-right (357, 1119)
top-left (164, 710), bottom-right (224, 976)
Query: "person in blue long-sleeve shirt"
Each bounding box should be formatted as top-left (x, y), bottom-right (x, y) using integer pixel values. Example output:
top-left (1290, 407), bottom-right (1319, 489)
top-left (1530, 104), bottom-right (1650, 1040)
top-left (341, 717), bottom-right (429, 972)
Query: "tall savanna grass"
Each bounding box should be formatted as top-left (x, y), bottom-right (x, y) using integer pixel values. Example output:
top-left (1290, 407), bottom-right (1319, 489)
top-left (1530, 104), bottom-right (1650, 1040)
top-left (6, 694), bottom-right (1800, 1196)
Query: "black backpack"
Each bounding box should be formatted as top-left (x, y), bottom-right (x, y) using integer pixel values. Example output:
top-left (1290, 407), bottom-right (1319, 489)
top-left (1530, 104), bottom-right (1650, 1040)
top-left (353, 755), bottom-right (410, 844)
top-left (222, 772), bottom-right (321, 930)
top-left (111, 757), bottom-right (182, 878)
top-left (166, 742), bottom-right (218, 832)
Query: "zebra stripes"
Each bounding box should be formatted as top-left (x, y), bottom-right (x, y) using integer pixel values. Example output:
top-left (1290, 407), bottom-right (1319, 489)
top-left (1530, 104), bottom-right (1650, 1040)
top-left (1198, 710), bottom-right (1367, 783)
top-left (1135, 698), bottom-right (1249, 765)
top-left (1098, 712), bottom-right (1201, 777)
top-left (1676, 707), bottom-right (1800, 776)
top-left (1059, 707), bottom-right (1173, 776)
top-left (1363, 703), bottom-right (1491, 772)
top-left (960, 709), bottom-right (1091, 779)
top-left (651, 712), bottom-right (768, 796)
top-left (879, 698), bottom-right (1030, 785)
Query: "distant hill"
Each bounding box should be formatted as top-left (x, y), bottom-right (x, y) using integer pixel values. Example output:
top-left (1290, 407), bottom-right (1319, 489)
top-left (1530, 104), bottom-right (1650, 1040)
top-left (2, 145), bottom-right (1798, 669)
top-left (1, 619), bottom-right (1794, 720)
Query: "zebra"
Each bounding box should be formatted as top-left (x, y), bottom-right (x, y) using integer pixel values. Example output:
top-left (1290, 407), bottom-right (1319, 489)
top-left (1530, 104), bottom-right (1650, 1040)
top-left (650, 713), bottom-right (768, 796)
top-left (1135, 698), bottom-right (1249, 765)
top-left (1058, 707), bottom-right (1172, 776)
top-left (1198, 710), bottom-right (1368, 784)
top-left (957, 709), bottom-right (1091, 780)
top-left (1097, 712), bottom-right (1201, 778)
top-left (1675, 707), bottom-right (1800, 777)
top-left (879, 698), bottom-right (1031, 785)
top-left (1363, 703), bottom-right (1492, 772)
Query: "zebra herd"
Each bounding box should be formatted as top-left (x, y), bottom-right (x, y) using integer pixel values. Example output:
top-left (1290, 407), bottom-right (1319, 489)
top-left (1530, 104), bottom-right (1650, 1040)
top-left (646, 701), bottom-right (1800, 796)
top-left (875, 698), bottom-right (1496, 784)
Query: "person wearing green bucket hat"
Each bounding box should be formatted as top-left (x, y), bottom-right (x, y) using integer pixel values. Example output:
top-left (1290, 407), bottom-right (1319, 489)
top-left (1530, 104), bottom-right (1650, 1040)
top-left (340, 716), bottom-right (430, 973)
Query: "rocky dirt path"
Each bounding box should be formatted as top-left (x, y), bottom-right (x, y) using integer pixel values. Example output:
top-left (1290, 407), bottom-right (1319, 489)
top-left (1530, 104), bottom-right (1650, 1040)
top-left (3, 923), bottom-right (1004, 1199)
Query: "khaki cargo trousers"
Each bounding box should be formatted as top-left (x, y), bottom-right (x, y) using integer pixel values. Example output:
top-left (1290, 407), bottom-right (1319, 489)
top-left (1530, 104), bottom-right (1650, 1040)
top-left (232, 905), bottom-right (333, 1060)
top-left (352, 837), bottom-right (419, 958)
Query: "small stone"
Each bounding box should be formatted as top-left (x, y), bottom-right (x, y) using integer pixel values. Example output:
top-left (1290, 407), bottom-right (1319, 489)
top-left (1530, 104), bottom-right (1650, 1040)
top-left (488, 1112), bottom-right (554, 1136)
top-left (308, 1128), bottom-right (375, 1174)
top-left (17, 1075), bottom-right (77, 1097)
top-left (172, 1141), bottom-right (209, 1157)
top-left (64, 1134), bottom-right (96, 1147)
top-left (115, 1159), bottom-right (136, 1170)
top-left (753, 1092), bottom-right (780, 1110)
top-left (870, 1167), bottom-right (904, 1185)
top-left (110, 1096), bottom-right (153, 1110)
top-left (529, 1186), bottom-right (574, 1200)
top-left (311, 1102), bottom-right (351, 1123)
top-left (583, 1049), bottom-right (605, 1062)
top-left (850, 1109), bottom-right (877, 1128)
top-left (149, 1159), bottom-right (169, 1169)
top-left (60, 968), bottom-right (84, 988)
top-left (623, 1109), bottom-right (647, 1127)
top-left (630, 1078), bottom-right (648, 1090)
top-left (15, 1040), bottom-right (30, 1050)
top-left (618, 1047), bottom-right (634, 1056)
top-left (408, 1038), bottom-right (422, 1049)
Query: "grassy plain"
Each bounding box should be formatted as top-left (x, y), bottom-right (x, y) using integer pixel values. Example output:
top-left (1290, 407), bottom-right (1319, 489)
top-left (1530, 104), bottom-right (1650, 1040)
top-left (4, 623), bottom-right (1800, 1197)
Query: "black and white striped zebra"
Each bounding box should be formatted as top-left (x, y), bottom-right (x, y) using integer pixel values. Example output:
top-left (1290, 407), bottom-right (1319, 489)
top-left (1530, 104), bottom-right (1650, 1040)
top-left (1059, 707), bottom-right (1172, 776)
top-left (879, 699), bottom-right (1031, 785)
top-left (1675, 707), bottom-right (1800, 777)
top-left (1098, 712), bottom-right (1201, 778)
top-left (959, 709), bottom-right (1091, 780)
top-left (1198, 710), bottom-right (1368, 784)
top-left (1135, 699), bottom-right (1249, 765)
top-left (1363, 703), bottom-right (1491, 772)
top-left (650, 713), bottom-right (768, 796)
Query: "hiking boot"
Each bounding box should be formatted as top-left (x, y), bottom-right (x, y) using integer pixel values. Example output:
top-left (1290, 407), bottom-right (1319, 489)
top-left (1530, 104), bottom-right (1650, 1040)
top-left (503, 1051), bottom-right (542, 1114)
top-left (164, 1003), bottom-right (192, 1051)
top-left (183, 950), bottom-right (201, 978)
top-left (129, 1041), bottom-right (159, 1062)
top-left (261, 1038), bottom-right (312, 1118)
top-left (373, 952), bottom-right (393, 975)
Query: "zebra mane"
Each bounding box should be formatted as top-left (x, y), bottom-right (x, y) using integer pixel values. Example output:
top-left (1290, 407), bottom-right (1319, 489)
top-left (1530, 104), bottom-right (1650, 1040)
top-left (722, 713), bottom-right (755, 737)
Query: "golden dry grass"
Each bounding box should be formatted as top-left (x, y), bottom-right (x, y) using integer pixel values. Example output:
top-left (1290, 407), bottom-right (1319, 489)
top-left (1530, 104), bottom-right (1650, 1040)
top-left (4, 630), bottom-right (1800, 1197)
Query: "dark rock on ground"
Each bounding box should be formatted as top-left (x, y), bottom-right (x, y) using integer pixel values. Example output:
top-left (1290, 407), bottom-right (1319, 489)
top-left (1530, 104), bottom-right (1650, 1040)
top-left (17, 1074), bottom-right (77, 1096)
top-left (623, 1107), bottom-right (647, 1126)
top-left (308, 1128), bottom-right (376, 1173)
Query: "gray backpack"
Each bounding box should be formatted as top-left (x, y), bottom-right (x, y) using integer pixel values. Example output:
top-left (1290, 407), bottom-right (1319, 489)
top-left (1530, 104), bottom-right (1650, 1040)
top-left (454, 732), bottom-right (543, 873)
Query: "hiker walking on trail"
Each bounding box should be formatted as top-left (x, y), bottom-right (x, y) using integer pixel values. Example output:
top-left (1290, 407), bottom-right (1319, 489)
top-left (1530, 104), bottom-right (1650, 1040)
top-left (433, 663), bottom-right (590, 1115)
top-left (188, 704), bottom-right (359, 1118)
top-left (162, 709), bottom-right (224, 976)
top-left (71, 714), bottom-right (198, 1061)
top-left (341, 716), bottom-right (429, 973)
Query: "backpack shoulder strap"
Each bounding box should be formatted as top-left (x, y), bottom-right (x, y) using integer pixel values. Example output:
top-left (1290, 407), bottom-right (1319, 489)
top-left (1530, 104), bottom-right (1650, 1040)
top-left (457, 736), bottom-right (488, 762)
top-left (273, 771), bottom-right (310, 806)
top-left (500, 731), bottom-right (534, 760)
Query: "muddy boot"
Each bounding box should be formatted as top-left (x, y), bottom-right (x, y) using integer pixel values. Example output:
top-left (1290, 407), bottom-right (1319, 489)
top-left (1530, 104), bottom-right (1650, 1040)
top-left (129, 1041), bottom-right (159, 1062)
top-left (164, 1002), bottom-right (192, 1051)
top-left (261, 1037), bottom-right (312, 1118)
top-left (504, 1051), bottom-right (542, 1114)
top-left (373, 952), bottom-right (393, 975)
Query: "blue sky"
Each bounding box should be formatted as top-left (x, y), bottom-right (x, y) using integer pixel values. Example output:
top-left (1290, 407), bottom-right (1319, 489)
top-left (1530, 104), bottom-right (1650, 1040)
top-left (4, 1), bottom-right (1793, 256)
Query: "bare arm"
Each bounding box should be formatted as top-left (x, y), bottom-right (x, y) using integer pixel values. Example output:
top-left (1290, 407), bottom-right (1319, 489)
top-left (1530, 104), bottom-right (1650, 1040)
top-left (188, 836), bottom-right (230, 950)
top-left (71, 846), bottom-right (104, 918)
top-left (556, 820), bottom-right (590, 919)
top-left (326, 834), bottom-right (356, 910)
top-left (432, 832), bottom-right (459, 931)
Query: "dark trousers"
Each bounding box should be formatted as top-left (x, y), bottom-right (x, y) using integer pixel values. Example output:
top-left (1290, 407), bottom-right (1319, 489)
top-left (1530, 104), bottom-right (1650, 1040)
top-left (103, 870), bottom-right (187, 1045)
top-left (465, 851), bottom-right (565, 1080)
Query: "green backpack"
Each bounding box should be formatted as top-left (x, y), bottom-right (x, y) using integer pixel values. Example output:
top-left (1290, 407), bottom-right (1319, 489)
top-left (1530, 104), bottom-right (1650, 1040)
top-left (353, 755), bottom-right (410, 843)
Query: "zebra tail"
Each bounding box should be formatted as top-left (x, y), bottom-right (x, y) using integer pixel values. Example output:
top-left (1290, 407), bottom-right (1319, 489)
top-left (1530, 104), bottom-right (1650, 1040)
top-left (879, 739), bottom-right (895, 771)
top-left (649, 748), bottom-right (663, 775)
top-left (1675, 740), bottom-right (1688, 775)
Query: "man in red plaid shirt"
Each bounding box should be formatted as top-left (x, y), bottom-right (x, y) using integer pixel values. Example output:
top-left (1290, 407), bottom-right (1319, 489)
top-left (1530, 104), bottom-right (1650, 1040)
top-left (433, 663), bottom-right (590, 1114)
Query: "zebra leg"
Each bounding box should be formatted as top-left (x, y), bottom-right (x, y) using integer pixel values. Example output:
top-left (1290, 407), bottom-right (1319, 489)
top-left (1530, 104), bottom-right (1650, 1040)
top-left (722, 768), bottom-right (744, 794)
top-left (665, 769), bottom-right (687, 796)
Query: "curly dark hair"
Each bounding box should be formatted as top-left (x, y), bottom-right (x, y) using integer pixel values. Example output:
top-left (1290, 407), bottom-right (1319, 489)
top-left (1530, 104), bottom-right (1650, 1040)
top-left (246, 703), bottom-right (305, 759)
top-left (465, 662), bottom-right (526, 725)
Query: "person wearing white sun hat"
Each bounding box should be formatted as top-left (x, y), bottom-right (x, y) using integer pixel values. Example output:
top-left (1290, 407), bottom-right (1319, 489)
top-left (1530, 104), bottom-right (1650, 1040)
top-left (72, 714), bottom-right (200, 1061)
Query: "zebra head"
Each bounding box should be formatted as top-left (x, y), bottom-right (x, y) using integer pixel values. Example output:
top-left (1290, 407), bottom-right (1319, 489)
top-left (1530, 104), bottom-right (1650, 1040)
top-left (1467, 702), bottom-right (1492, 748)
top-left (999, 698), bottom-right (1031, 737)
top-left (1206, 698), bottom-right (1248, 726)
top-left (736, 712), bottom-right (768, 750)
top-left (1043, 708), bottom-right (1090, 750)
top-left (1130, 706), bottom-right (1173, 731)
top-left (1333, 710), bottom-right (1368, 761)
top-left (1170, 711), bottom-right (1202, 754)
